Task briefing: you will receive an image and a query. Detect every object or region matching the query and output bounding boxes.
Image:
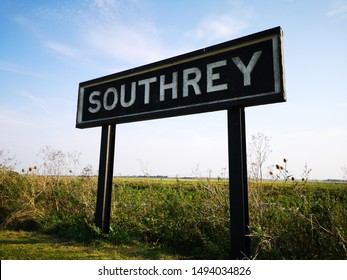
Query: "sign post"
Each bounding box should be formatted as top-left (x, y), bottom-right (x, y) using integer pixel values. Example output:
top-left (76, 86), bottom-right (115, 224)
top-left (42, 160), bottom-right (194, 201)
top-left (76, 27), bottom-right (285, 259)
top-left (95, 124), bottom-right (116, 234)
top-left (228, 107), bottom-right (250, 259)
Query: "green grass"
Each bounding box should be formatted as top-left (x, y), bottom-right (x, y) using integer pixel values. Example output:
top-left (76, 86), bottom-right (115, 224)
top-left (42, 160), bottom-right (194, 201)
top-left (0, 230), bottom-right (185, 260)
top-left (1, 169), bottom-right (346, 259)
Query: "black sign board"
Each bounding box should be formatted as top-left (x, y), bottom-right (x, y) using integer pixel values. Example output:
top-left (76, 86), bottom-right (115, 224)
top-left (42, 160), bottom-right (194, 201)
top-left (76, 27), bottom-right (286, 259)
top-left (76, 27), bottom-right (285, 128)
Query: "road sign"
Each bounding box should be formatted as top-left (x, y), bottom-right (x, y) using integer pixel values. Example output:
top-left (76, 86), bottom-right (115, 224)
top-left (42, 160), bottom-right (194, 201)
top-left (76, 26), bottom-right (286, 259)
top-left (76, 27), bottom-right (285, 128)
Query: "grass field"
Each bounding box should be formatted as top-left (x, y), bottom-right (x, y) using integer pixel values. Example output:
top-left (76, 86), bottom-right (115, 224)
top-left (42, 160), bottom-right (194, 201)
top-left (1, 167), bottom-right (346, 259)
top-left (0, 229), bottom-right (185, 260)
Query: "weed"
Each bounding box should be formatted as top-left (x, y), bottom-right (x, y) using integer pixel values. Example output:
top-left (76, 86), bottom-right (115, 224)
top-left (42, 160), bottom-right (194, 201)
top-left (0, 147), bottom-right (346, 259)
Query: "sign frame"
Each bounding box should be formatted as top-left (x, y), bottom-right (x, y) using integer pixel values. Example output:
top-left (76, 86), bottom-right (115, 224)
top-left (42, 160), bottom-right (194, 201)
top-left (76, 26), bottom-right (285, 129)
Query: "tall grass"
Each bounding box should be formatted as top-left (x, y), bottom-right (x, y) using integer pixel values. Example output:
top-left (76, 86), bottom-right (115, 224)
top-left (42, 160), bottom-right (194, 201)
top-left (0, 168), bottom-right (96, 238)
top-left (0, 149), bottom-right (346, 259)
top-left (248, 182), bottom-right (347, 259)
top-left (108, 178), bottom-right (230, 258)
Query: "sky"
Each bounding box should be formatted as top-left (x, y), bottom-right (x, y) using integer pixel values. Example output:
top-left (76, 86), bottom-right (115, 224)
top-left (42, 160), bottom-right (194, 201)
top-left (0, 0), bottom-right (346, 180)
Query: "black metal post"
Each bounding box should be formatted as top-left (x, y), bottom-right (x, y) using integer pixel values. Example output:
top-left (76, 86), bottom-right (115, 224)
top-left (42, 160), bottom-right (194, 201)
top-left (95, 124), bottom-right (116, 234)
top-left (227, 107), bottom-right (250, 259)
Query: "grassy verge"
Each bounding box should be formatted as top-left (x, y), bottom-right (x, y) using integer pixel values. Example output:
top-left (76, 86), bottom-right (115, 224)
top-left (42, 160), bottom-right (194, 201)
top-left (1, 167), bottom-right (346, 259)
top-left (0, 229), bottom-right (185, 260)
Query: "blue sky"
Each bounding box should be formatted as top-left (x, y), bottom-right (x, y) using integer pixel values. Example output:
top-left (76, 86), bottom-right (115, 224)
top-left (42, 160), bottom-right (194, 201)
top-left (1, 0), bottom-right (346, 180)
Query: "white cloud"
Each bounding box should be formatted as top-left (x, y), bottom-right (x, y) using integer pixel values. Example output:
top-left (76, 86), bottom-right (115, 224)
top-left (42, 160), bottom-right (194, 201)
top-left (327, 1), bottom-right (347, 20)
top-left (12, 14), bottom-right (41, 36)
top-left (19, 91), bottom-right (49, 113)
top-left (78, 1), bottom-right (170, 65)
top-left (93, 0), bottom-right (117, 10)
top-left (183, 0), bottom-right (255, 44)
top-left (43, 41), bottom-right (80, 59)
top-left (186, 15), bottom-right (248, 43)
top-left (13, 1), bottom-right (165, 65)
top-left (0, 61), bottom-right (26, 75)
top-left (9, 1), bottom-right (192, 68)
top-left (0, 60), bottom-right (36, 76)
top-left (84, 24), bottom-right (167, 65)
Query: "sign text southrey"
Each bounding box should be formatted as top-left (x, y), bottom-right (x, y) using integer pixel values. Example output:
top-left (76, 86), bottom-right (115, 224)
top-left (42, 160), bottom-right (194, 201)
top-left (76, 27), bottom-right (285, 128)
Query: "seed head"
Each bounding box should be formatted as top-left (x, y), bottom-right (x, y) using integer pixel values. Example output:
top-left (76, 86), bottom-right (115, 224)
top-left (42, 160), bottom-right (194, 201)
top-left (29, 167), bottom-right (32, 172)
top-left (291, 177), bottom-right (295, 181)
top-left (283, 158), bottom-right (287, 163)
top-left (276, 164), bottom-right (280, 170)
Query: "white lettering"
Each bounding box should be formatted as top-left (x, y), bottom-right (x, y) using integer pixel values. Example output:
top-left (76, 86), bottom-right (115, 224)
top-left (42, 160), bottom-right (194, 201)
top-left (138, 77), bottom-right (157, 104)
top-left (206, 60), bottom-right (228, 93)
top-left (183, 67), bottom-right (202, 97)
top-left (103, 87), bottom-right (118, 110)
top-left (86, 52), bottom-right (264, 116)
top-left (232, 51), bottom-right (262, 86)
top-left (120, 82), bottom-right (136, 107)
top-left (88, 91), bottom-right (101, 113)
top-left (160, 72), bottom-right (178, 101)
